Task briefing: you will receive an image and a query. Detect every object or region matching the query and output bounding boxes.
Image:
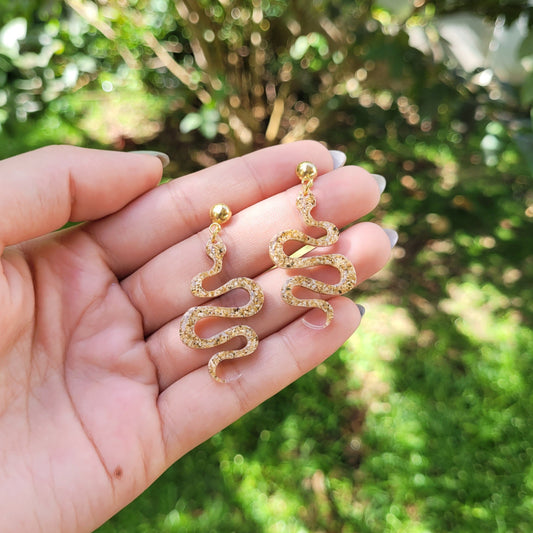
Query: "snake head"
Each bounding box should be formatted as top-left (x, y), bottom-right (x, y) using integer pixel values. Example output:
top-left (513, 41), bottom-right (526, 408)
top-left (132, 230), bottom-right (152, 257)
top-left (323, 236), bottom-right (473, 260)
top-left (296, 193), bottom-right (316, 214)
top-left (206, 240), bottom-right (227, 259)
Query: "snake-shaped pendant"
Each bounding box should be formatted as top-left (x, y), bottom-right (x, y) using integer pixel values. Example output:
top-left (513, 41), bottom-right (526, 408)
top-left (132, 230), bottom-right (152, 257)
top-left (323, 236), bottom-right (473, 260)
top-left (269, 161), bottom-right (357, 327)
top-left (179, 204), bottom-right (264, 383)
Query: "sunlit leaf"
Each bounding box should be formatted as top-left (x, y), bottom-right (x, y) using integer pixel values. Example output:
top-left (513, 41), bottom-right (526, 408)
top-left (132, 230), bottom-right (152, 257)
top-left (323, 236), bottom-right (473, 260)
top-left (518, 31), bottom-right (533, 59)
top-left (520, 72), bottom-right (533, 107)
top-left (200, 121), bottom-right (217, 139)
top-left (513, 132), bottom-right (533, 174)
top-left (179, 112), bottom-right (202, 133)
top-left (290, 35), bottom-right (309, 60)
top-left (0, 17), bottom-right (27, 55)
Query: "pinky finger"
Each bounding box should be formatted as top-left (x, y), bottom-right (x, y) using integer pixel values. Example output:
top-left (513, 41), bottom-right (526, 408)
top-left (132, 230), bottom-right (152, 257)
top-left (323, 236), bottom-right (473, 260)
top-left (157, 296), bottom-right (362, 464)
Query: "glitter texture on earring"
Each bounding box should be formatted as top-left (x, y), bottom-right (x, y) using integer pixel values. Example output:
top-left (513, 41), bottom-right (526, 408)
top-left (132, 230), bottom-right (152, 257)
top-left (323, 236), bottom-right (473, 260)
top-left (179, 204), bottom-right (264, 383)
top-left (269, 162), bottom-right (357, 327)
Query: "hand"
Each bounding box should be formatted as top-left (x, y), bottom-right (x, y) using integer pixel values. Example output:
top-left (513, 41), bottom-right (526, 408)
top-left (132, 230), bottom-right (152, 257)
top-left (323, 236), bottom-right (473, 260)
top-left (0, 142), bottom-right (391, 532)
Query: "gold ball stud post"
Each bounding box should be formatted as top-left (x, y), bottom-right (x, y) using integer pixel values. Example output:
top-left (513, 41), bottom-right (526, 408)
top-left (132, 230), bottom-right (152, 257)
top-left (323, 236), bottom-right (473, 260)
top-left (210, 203), bottom-right (232, 225)
top-left (296, 161), bottom-right (318, 181)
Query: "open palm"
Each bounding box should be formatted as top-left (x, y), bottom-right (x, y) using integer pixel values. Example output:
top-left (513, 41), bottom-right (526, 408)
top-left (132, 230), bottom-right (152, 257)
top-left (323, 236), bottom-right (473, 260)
top-left (0, 142), bottom-right (391, 532)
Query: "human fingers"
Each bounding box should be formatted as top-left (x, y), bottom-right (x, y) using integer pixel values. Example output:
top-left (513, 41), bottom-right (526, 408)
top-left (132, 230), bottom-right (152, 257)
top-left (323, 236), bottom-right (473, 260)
top-left (0, 146), bottom-right (163, 252)
top-left (122, 166), bottom-right (382, 334)
top-left (85, 141), bottom-right (335, 278)
top-left (157, 296), bottom-right (360, 462)
top-left (147, 222), bottom-right (391, 389)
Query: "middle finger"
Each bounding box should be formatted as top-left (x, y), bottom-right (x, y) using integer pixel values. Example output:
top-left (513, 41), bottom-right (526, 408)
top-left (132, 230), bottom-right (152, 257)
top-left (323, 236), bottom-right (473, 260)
top-left (147, 221), bottom-right (391, 389)
top-left (121, 165), bottom-right (382, 334)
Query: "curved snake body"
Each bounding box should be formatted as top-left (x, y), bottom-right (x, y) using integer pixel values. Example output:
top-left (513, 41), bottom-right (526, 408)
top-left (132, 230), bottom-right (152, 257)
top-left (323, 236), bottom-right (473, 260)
top-left (269, 191), bottom-right (357, 327)
top-left (179, 239), bottom-right (264, 383)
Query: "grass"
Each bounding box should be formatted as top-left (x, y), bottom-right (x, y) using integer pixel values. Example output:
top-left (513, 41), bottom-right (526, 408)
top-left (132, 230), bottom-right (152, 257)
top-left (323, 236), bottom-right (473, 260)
top-left (2, 29), bottom-right (531, 532)
top-left (96, 268), bottom-right (533, 532)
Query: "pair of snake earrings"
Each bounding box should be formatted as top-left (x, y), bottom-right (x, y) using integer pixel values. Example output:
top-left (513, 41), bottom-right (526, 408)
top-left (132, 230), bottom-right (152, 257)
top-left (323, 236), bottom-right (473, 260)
top-left (179, 161), bottom-right (357, 383)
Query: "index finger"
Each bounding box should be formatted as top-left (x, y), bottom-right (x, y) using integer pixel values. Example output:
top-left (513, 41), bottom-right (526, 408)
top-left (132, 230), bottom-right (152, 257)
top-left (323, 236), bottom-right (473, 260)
top-left (0, 145), bottom-right (163, 253)
top-left (85, 141), bottom-right (335, 278)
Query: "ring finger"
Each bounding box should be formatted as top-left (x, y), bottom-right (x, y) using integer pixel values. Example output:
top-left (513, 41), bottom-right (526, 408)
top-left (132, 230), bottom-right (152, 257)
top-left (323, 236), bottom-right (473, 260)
top-left (122, 166), bottom-right (383, 334)
top-left (147, 221), bottom-right (392, 390)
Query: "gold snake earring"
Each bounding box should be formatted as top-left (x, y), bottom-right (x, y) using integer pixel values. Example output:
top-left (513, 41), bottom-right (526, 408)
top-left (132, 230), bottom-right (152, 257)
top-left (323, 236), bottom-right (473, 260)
top-left (269, 161), bottom-right (357, 327)
top-left (179, 204), bottom-right (264, 383)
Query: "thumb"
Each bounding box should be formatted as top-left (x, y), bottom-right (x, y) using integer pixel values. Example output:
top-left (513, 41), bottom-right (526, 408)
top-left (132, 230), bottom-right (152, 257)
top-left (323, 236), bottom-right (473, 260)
top-left (0, 145), bottom-right (166, 252)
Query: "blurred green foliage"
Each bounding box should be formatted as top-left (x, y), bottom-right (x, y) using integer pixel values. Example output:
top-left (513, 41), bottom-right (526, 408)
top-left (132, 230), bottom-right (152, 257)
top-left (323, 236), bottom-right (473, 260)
top-left (1, 0), bottom-right (532, 531)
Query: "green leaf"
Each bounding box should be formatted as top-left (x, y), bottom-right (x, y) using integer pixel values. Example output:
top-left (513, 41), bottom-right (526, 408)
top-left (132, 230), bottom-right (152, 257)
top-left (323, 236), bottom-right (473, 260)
top-left (201, 108), bottom-right (219, 123)
top-left (518, 33), bottom-right (533, 59)
top-left (513, 132), bottom-right (533, 174)
top-left (199, 108), bottom-right (219, 139)
top-left (0, 53), bottom-right (12, 73)
top-left (179, 112), bottom-right (202, 133)
top-left (200, 121), bottom-right (218, 139)
top-left (290, 35), bottom-right (309, 60)
top-left (0, 17), bottom-right (27, 56)
top-left (520, 73), bottom-right (533, 107)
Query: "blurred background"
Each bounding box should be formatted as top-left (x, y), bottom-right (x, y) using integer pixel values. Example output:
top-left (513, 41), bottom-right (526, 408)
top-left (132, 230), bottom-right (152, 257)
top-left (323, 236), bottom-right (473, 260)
top-left (1, 0), bottom-right (533, 531)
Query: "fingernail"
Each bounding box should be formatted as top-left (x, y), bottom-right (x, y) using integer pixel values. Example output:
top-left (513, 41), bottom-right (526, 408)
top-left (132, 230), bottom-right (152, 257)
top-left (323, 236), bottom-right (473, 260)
top-left (356, 304), bottom-right (366, 317)
top-left (130, 150), bottom-right (170, 168)
top-left (371, 173), bottom-right (387, 193)
top-left (302, 317), bottom-right (329, 330)
top-left (383, 228), bottom-right (399, 248)
top-left (215, 370), bottom-right (243, 383)
top-left (329, 150), bottom-right (347, 169)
